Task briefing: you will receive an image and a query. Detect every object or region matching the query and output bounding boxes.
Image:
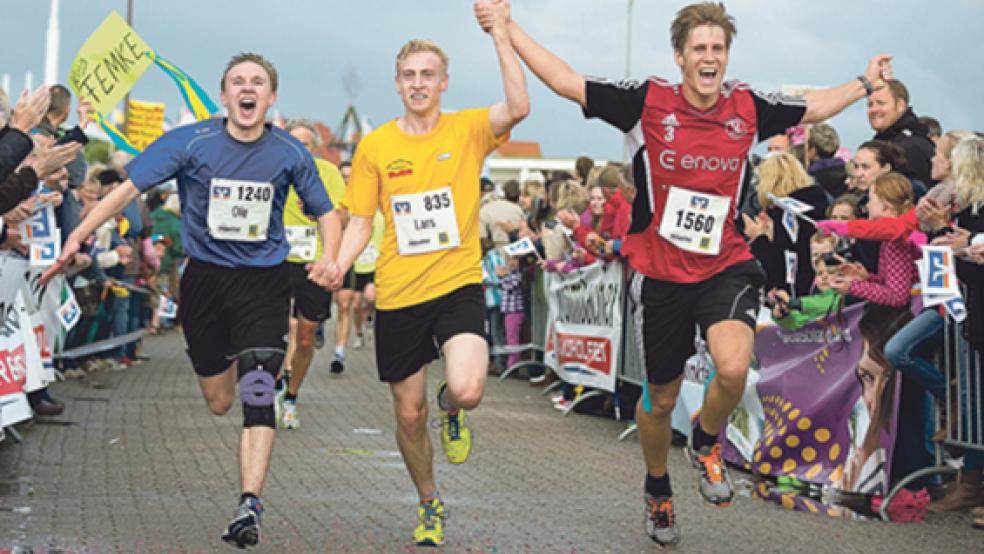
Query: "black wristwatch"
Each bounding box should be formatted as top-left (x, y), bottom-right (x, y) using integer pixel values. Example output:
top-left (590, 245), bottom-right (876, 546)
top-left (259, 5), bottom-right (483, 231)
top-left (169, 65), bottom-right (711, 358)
top-left (857, 75), bottom-right (874, 96)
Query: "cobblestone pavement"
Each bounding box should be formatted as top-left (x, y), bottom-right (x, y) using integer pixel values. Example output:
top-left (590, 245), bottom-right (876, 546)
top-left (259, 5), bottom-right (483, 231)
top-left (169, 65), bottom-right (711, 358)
top-left (0, 327), bottom-right (979, 553)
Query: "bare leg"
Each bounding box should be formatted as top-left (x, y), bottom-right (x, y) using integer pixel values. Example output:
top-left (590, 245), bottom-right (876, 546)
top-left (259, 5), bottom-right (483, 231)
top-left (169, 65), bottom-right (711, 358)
top-left (240, 426), bottom-right (275, 495)
top-left (288, 316), bottom-right (319, 395)
top-left (390, 367), bottom-right (435, 496)
top-left (351, 291), bottom-right (366, 338)
top-left (700, 321), bottom-right (753, 435)
top-left (440, 333), bottom-right (488, 410)
top-left (283, 316), bottom-right (298, 378)
top-left (636, 376), bottom-right (684, 477)
top-left (334, 289), bottom-right (354, 353)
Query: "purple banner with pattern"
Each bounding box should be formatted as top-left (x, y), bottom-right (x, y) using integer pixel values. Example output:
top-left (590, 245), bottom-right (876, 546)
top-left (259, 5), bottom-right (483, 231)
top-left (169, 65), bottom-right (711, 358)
top-left (722, 303), bottom-right (902, 514)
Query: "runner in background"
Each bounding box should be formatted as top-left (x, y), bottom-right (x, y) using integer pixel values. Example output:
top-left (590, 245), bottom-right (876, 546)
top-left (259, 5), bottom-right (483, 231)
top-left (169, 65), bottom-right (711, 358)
top-left (276, 118), bottom-right (346, 429)
top-left (350, 210), bottom-right (385, 349)
top-left (328, 2), bottom-right (528, 544)
top-left (488, 0), bottom-right (893, 547)
top-left (330, 161), bottom-right (354, 374)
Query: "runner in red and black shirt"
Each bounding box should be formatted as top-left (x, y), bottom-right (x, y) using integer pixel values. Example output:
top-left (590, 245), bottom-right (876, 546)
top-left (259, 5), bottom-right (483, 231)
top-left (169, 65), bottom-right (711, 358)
top-left (481, 0), bottom-right (894, 547)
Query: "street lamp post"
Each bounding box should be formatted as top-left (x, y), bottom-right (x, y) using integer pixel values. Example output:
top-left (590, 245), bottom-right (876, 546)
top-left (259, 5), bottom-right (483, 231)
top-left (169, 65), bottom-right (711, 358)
top-left (626, 0), bottom-right (635, 79)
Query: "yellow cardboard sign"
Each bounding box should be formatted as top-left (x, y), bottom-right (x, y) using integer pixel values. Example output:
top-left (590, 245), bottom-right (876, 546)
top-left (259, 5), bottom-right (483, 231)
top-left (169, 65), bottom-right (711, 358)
top-left (125, 99), bottom-right (165, 151)
top-left (67, 11), bottom-right (153, 115)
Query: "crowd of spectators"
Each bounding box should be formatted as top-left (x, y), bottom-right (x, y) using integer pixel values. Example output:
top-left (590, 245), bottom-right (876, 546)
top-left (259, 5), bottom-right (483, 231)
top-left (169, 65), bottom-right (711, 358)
top-left (477, 78), bottom-right (984, 523)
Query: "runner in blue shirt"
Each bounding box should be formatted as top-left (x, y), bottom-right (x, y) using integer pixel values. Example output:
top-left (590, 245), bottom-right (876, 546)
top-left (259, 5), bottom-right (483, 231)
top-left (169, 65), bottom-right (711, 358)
top-left (43, 53), bottom-right (342, 549)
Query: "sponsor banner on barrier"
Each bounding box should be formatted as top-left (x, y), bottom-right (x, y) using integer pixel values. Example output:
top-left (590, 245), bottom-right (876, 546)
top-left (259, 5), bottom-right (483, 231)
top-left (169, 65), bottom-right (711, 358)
top-left (543, 262), bottom-right (624, 393)
top-left (720, 303), bottom-right (901, 515)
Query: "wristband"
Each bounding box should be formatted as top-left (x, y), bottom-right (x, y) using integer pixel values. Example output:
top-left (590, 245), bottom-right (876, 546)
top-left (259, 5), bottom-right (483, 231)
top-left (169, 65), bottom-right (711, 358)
top-left (857, 75), bottom-right (873, 96)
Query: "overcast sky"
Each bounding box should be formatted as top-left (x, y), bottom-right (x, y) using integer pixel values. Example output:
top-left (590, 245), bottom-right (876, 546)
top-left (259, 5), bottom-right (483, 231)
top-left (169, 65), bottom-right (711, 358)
top-left (3, 0), bottom-right (982, 161)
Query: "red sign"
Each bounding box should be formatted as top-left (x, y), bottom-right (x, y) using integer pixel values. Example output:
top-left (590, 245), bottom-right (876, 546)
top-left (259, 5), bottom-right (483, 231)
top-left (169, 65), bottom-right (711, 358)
top-left (0, 345), bottom-right (28, 395)
top-left (555, 331), bottom-right (612, 375)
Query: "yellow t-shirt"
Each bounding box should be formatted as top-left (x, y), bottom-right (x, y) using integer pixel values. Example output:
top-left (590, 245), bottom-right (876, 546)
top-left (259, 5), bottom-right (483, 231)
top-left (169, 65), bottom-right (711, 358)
top-left (284, 158), bottom-right (344, 263)
top-left (344, 108), bottom-right (507, 309)
top-left (353, 211), bottom-right (386, 274)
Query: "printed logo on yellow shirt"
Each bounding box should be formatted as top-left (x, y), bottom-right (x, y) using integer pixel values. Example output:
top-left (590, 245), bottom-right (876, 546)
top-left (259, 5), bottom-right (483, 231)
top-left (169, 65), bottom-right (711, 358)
top-left (386, 158), bottom-right (414, 179)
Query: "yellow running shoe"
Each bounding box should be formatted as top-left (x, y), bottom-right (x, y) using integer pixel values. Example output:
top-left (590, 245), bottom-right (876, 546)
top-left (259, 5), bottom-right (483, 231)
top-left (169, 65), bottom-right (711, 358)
top-left (413, 497), bottom-right (446, 546)
top-left (437, 380), bottom-right (472, 464)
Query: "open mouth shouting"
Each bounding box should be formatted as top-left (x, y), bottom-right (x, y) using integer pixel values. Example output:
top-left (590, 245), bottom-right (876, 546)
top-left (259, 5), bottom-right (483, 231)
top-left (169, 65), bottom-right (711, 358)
top-left (698, 67), bottom-right (719, 88)
top-left (238, 97), bottom-right (257, 120)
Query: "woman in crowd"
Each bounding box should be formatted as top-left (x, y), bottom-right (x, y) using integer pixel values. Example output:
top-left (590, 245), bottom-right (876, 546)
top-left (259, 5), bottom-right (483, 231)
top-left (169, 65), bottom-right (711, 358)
top-left (744, 152), bottom-right (829, 297)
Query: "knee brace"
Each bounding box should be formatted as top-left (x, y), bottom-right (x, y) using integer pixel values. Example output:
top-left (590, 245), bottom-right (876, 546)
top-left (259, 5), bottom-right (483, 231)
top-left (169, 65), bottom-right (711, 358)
top-left (237, 348), bottom-right (284, 428)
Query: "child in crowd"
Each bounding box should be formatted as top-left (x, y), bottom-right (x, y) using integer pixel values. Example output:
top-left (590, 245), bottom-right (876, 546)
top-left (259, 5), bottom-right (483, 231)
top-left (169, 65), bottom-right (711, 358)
top-left (769, 233), bottom-right (845, 331)
top-left (498, 254), bottom-right (525, 369)
top-left (481, 241), bottom-right (508, 374)
top-left (827, 173), bottom-right (921, 308)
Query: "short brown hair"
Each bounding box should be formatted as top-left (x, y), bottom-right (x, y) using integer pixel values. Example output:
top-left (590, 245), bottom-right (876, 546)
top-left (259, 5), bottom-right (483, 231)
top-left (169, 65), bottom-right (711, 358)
top-left (808, 123), bottom-right (839, 159)
top-left (222, 52), bottom-right (278, 92)
top-left (883, 79), bottom-right (909, 105)
top-left (49, 84), bottom-right (72, 116)
top-left (575, 156), bottom-right (595, 182)
top-left (396, 39), bottom-right (449, 75)
top-left (670, 2), bottom-right (736, 53)
top-left (872, 172), bottom-right (914, 214)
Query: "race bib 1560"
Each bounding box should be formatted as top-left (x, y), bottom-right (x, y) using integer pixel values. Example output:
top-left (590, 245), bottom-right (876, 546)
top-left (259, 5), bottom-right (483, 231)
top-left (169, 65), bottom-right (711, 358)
top-left (657, 186), bottom-right (729, 255)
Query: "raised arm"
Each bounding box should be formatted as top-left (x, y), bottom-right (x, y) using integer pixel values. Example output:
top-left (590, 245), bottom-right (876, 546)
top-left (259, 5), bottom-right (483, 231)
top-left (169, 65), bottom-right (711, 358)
top-left (801, 54), bottom-right (892, 124)
top-left (478, 0), bottom-right (586, 107)
top-left (477, 1), bottom-right (530, 137)
top-left (41, 179), bottom-right (141, 284)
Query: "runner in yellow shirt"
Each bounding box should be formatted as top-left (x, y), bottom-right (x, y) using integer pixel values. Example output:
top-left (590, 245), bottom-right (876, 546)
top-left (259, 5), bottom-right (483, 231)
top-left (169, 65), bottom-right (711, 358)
top-left (350, 210), bottom-right (385, 349)
top-left (277, 118), bottom-right (345, 429)
top-left (330, 5), bottom-right (528, 546)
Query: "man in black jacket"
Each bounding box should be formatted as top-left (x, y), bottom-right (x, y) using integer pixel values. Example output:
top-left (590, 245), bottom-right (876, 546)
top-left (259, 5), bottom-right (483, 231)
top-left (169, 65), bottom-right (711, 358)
top-left (806, 123), bottom-right (847, 199)
top-left (867, 79), bottom-right (935, 193)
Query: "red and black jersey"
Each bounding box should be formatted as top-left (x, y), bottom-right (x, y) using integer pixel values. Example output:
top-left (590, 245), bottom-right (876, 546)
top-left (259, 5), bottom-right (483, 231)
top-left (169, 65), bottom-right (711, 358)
top-left (583, 77), bottom-right (806, 283)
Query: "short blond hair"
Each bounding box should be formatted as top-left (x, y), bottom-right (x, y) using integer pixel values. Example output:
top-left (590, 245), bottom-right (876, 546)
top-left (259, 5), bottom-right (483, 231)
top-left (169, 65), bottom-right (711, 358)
top-left (396, 39), bottom-right (449, 74)
top-left (756, 152), bottom-right (813, 209)
top-left (670, 2), bottom-right (736, 53)
top-left (551, 179), bottom-right (588, 213)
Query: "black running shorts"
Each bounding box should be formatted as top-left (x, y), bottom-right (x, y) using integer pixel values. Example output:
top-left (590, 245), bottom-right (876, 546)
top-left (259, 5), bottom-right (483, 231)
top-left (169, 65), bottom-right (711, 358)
top-left (179, 259), bottom-right (290, 377)
top-left (628, 260), bottom-right (764, 385)
top-left (353, 271), bottom-right (375, 293)
top-left (288, 262), bottom-right (333, 322)
top-left (374, 284), bottom-right (486, 383)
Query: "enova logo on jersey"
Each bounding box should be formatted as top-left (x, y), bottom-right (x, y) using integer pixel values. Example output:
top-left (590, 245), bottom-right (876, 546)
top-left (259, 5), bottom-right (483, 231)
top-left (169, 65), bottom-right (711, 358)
top-left (657, 149), bottom-right (744, 173)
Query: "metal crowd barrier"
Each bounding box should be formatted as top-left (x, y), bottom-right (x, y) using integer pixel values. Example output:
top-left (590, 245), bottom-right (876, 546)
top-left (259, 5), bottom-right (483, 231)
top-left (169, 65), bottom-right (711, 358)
top-left (491, 270), bottom-right (549, 382)
top-left (879, 316), bottom-right (983, 521)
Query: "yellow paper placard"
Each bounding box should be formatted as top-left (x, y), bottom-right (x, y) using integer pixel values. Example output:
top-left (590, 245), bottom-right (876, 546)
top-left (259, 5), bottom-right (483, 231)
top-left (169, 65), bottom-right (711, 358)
top-left (125, 99), bottom-right (165, 151)
top-left (67, 11), bottom-right (153, 115)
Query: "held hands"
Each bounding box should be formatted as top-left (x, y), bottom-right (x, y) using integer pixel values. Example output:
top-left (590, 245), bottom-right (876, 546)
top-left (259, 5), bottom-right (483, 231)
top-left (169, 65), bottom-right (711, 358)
top-left (9, 86), bottom-right (52, 133)
top-left (475, 0), bottom-right (510, 34)
top-left (307, 257), bottom-right (341, 291)
top-left (863, 55), bottom-right (894, 90)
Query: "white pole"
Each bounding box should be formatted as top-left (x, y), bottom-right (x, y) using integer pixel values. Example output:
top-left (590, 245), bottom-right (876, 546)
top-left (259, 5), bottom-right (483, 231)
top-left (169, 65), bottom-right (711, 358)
top-left (24, 72), bottom-right (34, 93)
top-left (625, 0), bottom-right (635, 79)
top-left (44, 0), bottom-right (60, 85)
top-left (1, 74), bottom-right (10, 96)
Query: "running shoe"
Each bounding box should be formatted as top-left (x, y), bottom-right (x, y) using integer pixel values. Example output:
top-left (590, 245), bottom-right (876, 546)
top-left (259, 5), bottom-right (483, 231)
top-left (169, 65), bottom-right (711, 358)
top-left (645, 493), bottom-right (680, 549)
top-left (437, 380), bottom-right (471, 464)
top-left (314, 324), bottom-right (325, 349)
top-left (282, 401), bottom-right (299, 430)
top-left (413, 497), bottom-right (447, 546)
top-left (684, 442), bottom-right (734, 507)
top-left (330, 357), bottom-right (345, 375)
top-left (221, 496), bottom-right (263, 549)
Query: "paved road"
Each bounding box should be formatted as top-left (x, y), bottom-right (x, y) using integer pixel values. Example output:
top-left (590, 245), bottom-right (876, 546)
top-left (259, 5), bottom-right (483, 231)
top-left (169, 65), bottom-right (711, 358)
top-left (0, 327), bottom-right (979, 553)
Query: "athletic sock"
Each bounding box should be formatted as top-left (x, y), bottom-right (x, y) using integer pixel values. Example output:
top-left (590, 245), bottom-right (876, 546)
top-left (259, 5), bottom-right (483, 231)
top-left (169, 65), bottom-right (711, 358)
top-left (420, 490), bottom-right (440, 504)
top-left (335, 346), bottom-right (345, 360)
top-left (239, 492), bottom-right (259, 505)
top-left (645, 473), bottom-right (672, 498)
top-left (285, 393), bottom-right (297, 403)
top-left (437, 383), bottom-right (455, 413)
top-left (691, 417), bottom-right (718, 451)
